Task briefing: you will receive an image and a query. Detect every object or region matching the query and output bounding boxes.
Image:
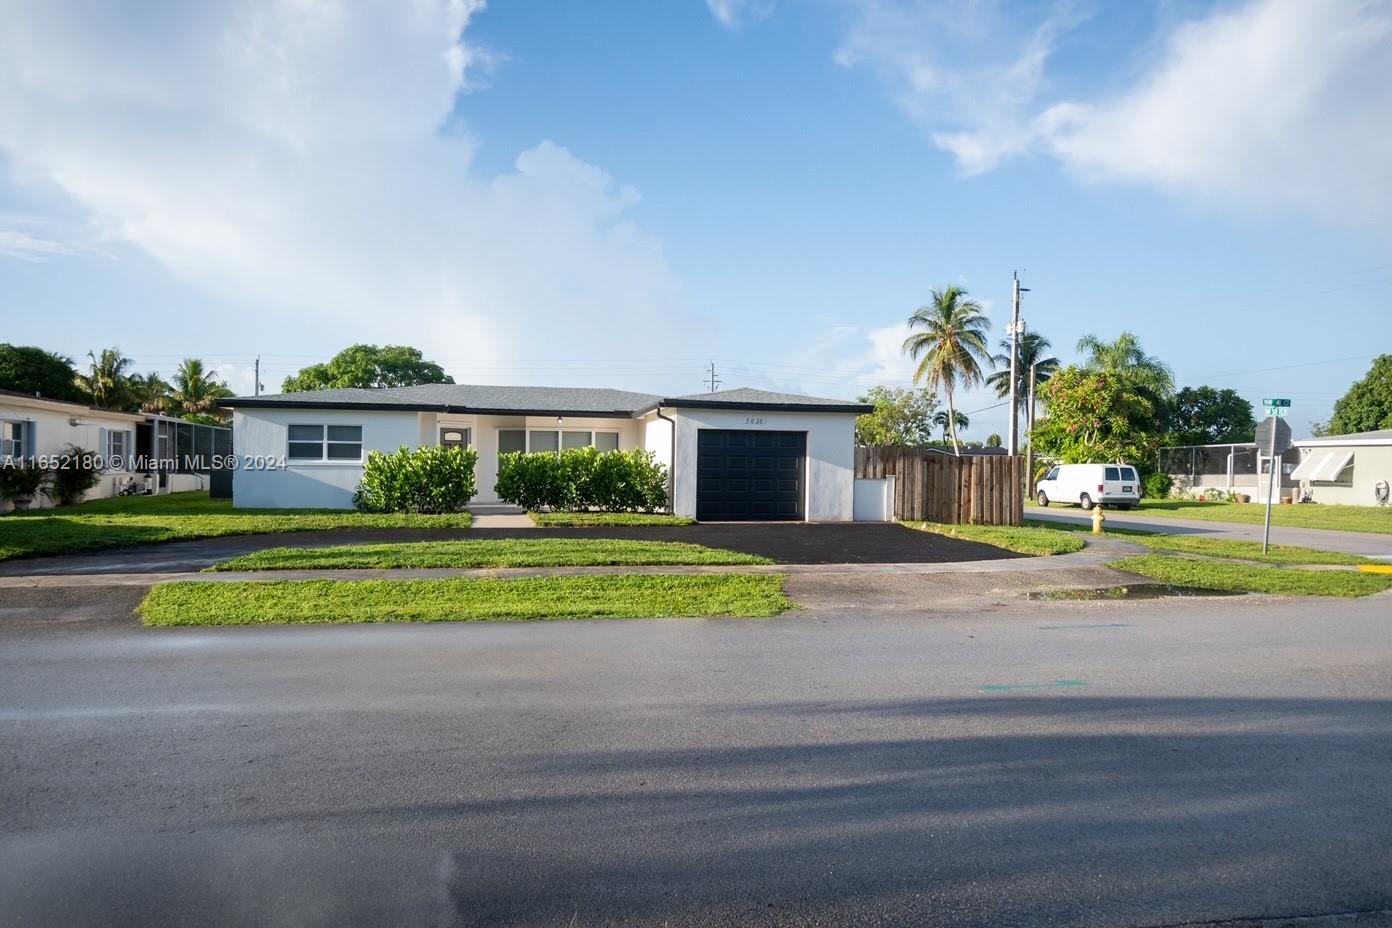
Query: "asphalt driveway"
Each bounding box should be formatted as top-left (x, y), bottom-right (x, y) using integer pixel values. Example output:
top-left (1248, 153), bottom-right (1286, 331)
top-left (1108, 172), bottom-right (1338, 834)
top-left (0, 522), bottom-right (1020, 576)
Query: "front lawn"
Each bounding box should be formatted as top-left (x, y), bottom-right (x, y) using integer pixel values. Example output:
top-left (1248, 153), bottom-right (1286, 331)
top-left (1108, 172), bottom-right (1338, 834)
top-left (903, 521), bottom-right (1086, 556)
top-left (0, 492), bottom-right (472, 561)
top-left (139, 574), bottom-right (794, 625)
top-left (1031, 498), bottom-right (1392, 535)
top-left (1108, 554), bottom-right (1392, 598)
top-left (211, 538), bottom-right (770, 571)
top-left (530, 511), bottom-right (695, 527)
top-left (1122, 533), bottom-right (1372, 566)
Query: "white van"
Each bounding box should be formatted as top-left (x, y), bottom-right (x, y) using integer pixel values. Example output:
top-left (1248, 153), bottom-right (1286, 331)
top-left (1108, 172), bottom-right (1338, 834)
top-left (1036, 463), bottom-right (1141, 510)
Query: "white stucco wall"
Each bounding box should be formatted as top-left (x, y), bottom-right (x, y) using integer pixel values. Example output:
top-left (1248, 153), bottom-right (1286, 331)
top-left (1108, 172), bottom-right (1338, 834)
top-left (1, 397), bottom-right (145, 511)
top-left (667, 408), bottom-right (858, 521)
top-left (231, 408), bottom-right (424, 509)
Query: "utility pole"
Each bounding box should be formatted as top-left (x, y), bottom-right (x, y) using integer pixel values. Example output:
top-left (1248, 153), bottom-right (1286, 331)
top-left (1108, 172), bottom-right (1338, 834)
top-left (254, 356), bottom-right (261, 396)
top-left (1007, 271), bottom-right (1029, 456)
top-left (705, 361), bottom-right (722, 393)
top-left (1026, 360), bottom-right (1040, 502)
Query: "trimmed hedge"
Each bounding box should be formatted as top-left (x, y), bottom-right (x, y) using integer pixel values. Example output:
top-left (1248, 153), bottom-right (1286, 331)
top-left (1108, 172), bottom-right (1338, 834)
top-left (1143, 472), bottom-right (1174, 499)
top-left (495, 447), bottom-right (669, 512)
top-left (353, 445), bottom-right (478, 514)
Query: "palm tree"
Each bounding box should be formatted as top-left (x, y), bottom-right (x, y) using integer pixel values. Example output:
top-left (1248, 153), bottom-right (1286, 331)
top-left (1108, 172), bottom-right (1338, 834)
top-left (902, 286), bottom-right (992, 454)
top-left (932, 409), bottom-right (969, 443)
top-left (74, 347), bottom-right (135, 410)
top-left (130, 371), bottom-right (173, 414)
top-left (986, 331), bottom-right (1059, 422)
top-left (170, 358), bottom-right (233, 417)
top-left (1076, 331), bottom-right (1174, 397)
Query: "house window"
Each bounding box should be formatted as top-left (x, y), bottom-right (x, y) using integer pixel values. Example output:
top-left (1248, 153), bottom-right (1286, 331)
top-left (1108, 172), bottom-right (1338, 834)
top-left (440, 427), bottom-right (471, 449)
top-left (509, 429), bottom-right (622, 453)
top-left (105, 429), bottom-right (132, 471)
top-left (288, 424), bottom-right (363, 462)
top-left (1, 421), bottom-right (27, 460)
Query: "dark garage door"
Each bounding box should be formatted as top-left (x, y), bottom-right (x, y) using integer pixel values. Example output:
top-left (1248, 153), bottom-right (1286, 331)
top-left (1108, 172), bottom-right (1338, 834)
top-left (697, 430), bottom-right (805, 521)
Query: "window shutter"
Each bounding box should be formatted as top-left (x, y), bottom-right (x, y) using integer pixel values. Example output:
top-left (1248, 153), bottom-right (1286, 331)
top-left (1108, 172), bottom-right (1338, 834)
top-left (97, 427), bottom-right (109, 470)
top-left (25, 421), bottom-right (37, 460)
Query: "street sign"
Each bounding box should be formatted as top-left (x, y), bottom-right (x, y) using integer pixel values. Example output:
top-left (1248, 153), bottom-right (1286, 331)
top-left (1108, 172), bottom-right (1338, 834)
top-left (1262, 398), bottom-right (1291, 417)
top-left (1255, 416), bottom-right (1292, 455)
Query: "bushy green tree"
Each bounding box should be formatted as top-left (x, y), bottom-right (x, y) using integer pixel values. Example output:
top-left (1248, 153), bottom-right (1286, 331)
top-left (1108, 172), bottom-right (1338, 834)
top-left (171, 358), bottom-right (233, 418)
top-left (854, 386), bottom-right (938, 446)
top-left (902, 286), bottom-right (992, 455)
top-left (1166, 386), bottom-right (1256, 445)
top-left (1031, 366), bottom-right (1161, 468)
top-left (283, 345), bottom-right (454, 392)
top-left (74, 348), bottom-right (137, 410)
top-left (1327, 354), bottom-right (1392, 434)
top-left (0, 344), bottom-right (86, 403)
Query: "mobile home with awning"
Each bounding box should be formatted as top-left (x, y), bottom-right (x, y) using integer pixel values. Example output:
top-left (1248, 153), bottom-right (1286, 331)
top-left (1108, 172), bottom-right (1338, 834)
top-left (1292, 429), bottom-right (1392, 507)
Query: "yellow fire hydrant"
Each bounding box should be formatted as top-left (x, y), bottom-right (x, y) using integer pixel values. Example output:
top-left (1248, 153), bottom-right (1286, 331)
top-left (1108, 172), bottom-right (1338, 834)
top-left (1091, 505), bottom-right (1106, 535)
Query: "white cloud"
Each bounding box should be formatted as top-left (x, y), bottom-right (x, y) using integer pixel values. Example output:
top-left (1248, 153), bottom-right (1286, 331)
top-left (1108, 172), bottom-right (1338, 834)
top-left (706, 0), bottom-right (776, 31)
top-left (0, 230), bottom-right (81, 262)
top-left (836, 0), bottom-right (1392, 232)
top-left (0, 1), bottom-right (690, 381)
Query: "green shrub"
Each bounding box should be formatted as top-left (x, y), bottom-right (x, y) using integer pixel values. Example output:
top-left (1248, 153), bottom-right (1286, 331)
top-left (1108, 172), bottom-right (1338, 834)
top-left (1143, 472), bottom-right (1173, 499)
top-left (0, 459), bottom-right (49, 504)
top-left (353, 445), bottom-right (478, 514)
top-left (44, 446), bottom-right (103, 506)
top-left (496, 448), bottom-right (669, 512)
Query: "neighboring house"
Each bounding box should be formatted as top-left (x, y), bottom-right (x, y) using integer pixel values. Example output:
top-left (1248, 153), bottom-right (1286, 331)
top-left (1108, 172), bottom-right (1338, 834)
top-left (1291, 429), bottom-right (1392, 507)
top-left (1158, 441), bottom-right (1300, 501)
top-left (221, 385), bottom-right (874, 520)
top-left (0, 388), bottom-right (232, 512)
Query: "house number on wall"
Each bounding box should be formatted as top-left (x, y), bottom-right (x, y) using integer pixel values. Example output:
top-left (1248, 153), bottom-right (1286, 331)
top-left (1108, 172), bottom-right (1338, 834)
top-left (745, 417), bottom-right (766, 425)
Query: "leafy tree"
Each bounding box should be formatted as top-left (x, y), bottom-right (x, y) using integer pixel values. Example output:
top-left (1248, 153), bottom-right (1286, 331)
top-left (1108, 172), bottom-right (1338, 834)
top-left (986, 330), bottom-right (1059, 420)
top-left (74, 347), bottom-right (136, 410)
top-left (985, 433), bottom-right (1003, 447)
top-left (1165, 386), bottom-right (1256, 445)
top-left (282, 344), bottom-right (454, 392)
top-left (171, 358), bottom-right (233, 418)
top-left (902, 286), bottom-right (991, 455)
top-left (1076, 331), bottom-right (1174, 398)
top-left (1327, 354), bottom-right (1392, 434)
top-left (1031, 366), bottom-right (1161, 468)
top-left (932, 409), bottom-right (969, 442)
top-left (0, 344), bottom-right (86, 403)
top-left (854, 386), bottom-right (938, 447)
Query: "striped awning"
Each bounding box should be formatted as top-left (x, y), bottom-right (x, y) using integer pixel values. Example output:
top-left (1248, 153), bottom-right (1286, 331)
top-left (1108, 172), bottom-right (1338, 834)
top-left (1291, 450), bottom-right (1354, 482)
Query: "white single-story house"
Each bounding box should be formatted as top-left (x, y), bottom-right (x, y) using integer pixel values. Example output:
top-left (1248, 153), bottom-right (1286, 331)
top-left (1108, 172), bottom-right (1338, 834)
top-left (1291, 429), bottom-right (1392, 507)
top-left (221, 385), bottom-right (875, 520)
top-left (0, 388), bottom-right (232, 511)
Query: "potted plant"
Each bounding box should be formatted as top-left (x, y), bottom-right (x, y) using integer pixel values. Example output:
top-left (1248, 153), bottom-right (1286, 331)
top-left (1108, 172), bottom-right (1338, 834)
top-left (0, 460), bottom-right (50, 512)
top-left (1235, 492), bottom-right (1251, 504)
top-left (43, 446), bottom-right (103, 507)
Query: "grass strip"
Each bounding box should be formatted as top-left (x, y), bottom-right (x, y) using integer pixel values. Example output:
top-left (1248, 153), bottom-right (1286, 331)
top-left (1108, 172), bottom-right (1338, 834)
top-left (139, 574), bottom-right (794, 626)
top-left (1109, 554), bottom-right (1392, 598)
top-left (210, 538), bottom-right (770, 571)
top-left (1033, 518), bottom-right (1371, 565)
top-left (0, 492), bottom-right (472, 561)
top-left (903, 521), bottom-right (1086, 556)
top-left (529, 511), bottom-right (696, 526)
top-left (1029, 499), bottom-right (1392, 535)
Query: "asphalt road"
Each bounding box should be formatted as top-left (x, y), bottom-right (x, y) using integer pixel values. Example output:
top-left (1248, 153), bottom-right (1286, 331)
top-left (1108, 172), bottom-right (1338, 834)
top-left (1029, 506), bottom-right (1392, 560)
top-left (3, 589), bottom-right (1391, 927)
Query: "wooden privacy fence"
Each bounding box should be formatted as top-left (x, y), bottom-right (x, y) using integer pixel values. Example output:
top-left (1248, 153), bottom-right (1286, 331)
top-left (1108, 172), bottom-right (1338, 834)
top-left (855, 446), bottom-right (1025, 525)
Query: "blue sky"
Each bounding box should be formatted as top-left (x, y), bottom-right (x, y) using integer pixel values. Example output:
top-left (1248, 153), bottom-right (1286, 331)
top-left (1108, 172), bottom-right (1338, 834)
top-left (1, 0), bottom-right (1389, 439)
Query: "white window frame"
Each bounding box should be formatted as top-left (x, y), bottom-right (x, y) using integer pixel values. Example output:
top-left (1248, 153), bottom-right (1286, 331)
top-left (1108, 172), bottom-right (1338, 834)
top-left (1, 420), bottom-right (27, 461)
top-left (104, 428), bottom-right (132, 472)
top-left (287, 424), bottom-right (364, 464)
top-left (500, 428), bottom-right (622, 453)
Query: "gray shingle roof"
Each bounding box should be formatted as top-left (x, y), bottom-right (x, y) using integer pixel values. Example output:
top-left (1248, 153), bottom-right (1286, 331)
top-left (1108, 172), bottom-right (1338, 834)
top-left (221, 383), bottom-right (871, 415)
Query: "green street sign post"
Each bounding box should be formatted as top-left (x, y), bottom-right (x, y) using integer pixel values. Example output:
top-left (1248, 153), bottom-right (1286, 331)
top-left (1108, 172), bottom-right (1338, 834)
top-left (1262, 398), bottom-right (1291, 417)
top-left (1256, 414), bottom-right (1293, 554)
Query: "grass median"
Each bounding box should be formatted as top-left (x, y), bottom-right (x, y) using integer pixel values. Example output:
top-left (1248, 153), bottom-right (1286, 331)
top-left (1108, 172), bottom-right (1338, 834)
top-left (1039, 519), bottom-right (1374, 566)
top-left (1109, 554), bottom-right (1392, 598)
top-left (0, 492), bottom-right (473, 561)
top-left (529, 511), bottom-right (695, 527)
top-left (1031, 499), bottom-right (1392, 535)
top-left (210, 538), bottom-right (770, 571)
top-left (138, 574), bottom-right (794, 626)
top-left (903, 521), bottom-right (1086, 556)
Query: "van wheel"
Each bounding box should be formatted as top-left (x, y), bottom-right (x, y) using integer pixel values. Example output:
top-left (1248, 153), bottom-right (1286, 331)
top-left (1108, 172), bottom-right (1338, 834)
top-left (1036, 491), bottom-right (1049, 507)
top-left (1079, 494), bottom-right (1094, 511)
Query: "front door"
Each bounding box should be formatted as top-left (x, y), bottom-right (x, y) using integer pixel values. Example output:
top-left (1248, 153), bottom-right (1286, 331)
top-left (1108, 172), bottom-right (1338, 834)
top-left (440, 427), bottom-right (470, 449)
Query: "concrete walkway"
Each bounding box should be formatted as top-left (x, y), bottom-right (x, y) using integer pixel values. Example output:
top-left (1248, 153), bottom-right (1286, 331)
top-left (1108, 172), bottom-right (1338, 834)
top-left (467, 502), bottom-right (535, 528)
top-left (0, 536), bottom-right (1145, 588)
top-left (1030, 507), bottom-right (1392, 560)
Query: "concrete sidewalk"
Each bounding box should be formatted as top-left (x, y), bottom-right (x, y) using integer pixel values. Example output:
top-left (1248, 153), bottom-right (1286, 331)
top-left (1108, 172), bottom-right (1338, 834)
top-left (1030, 507), bottom-right (1392, 560)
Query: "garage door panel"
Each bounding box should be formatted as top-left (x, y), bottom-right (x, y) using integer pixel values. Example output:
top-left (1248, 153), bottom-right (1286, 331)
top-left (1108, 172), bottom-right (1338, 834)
top-left (697, 429), bottom-right (805, 521)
